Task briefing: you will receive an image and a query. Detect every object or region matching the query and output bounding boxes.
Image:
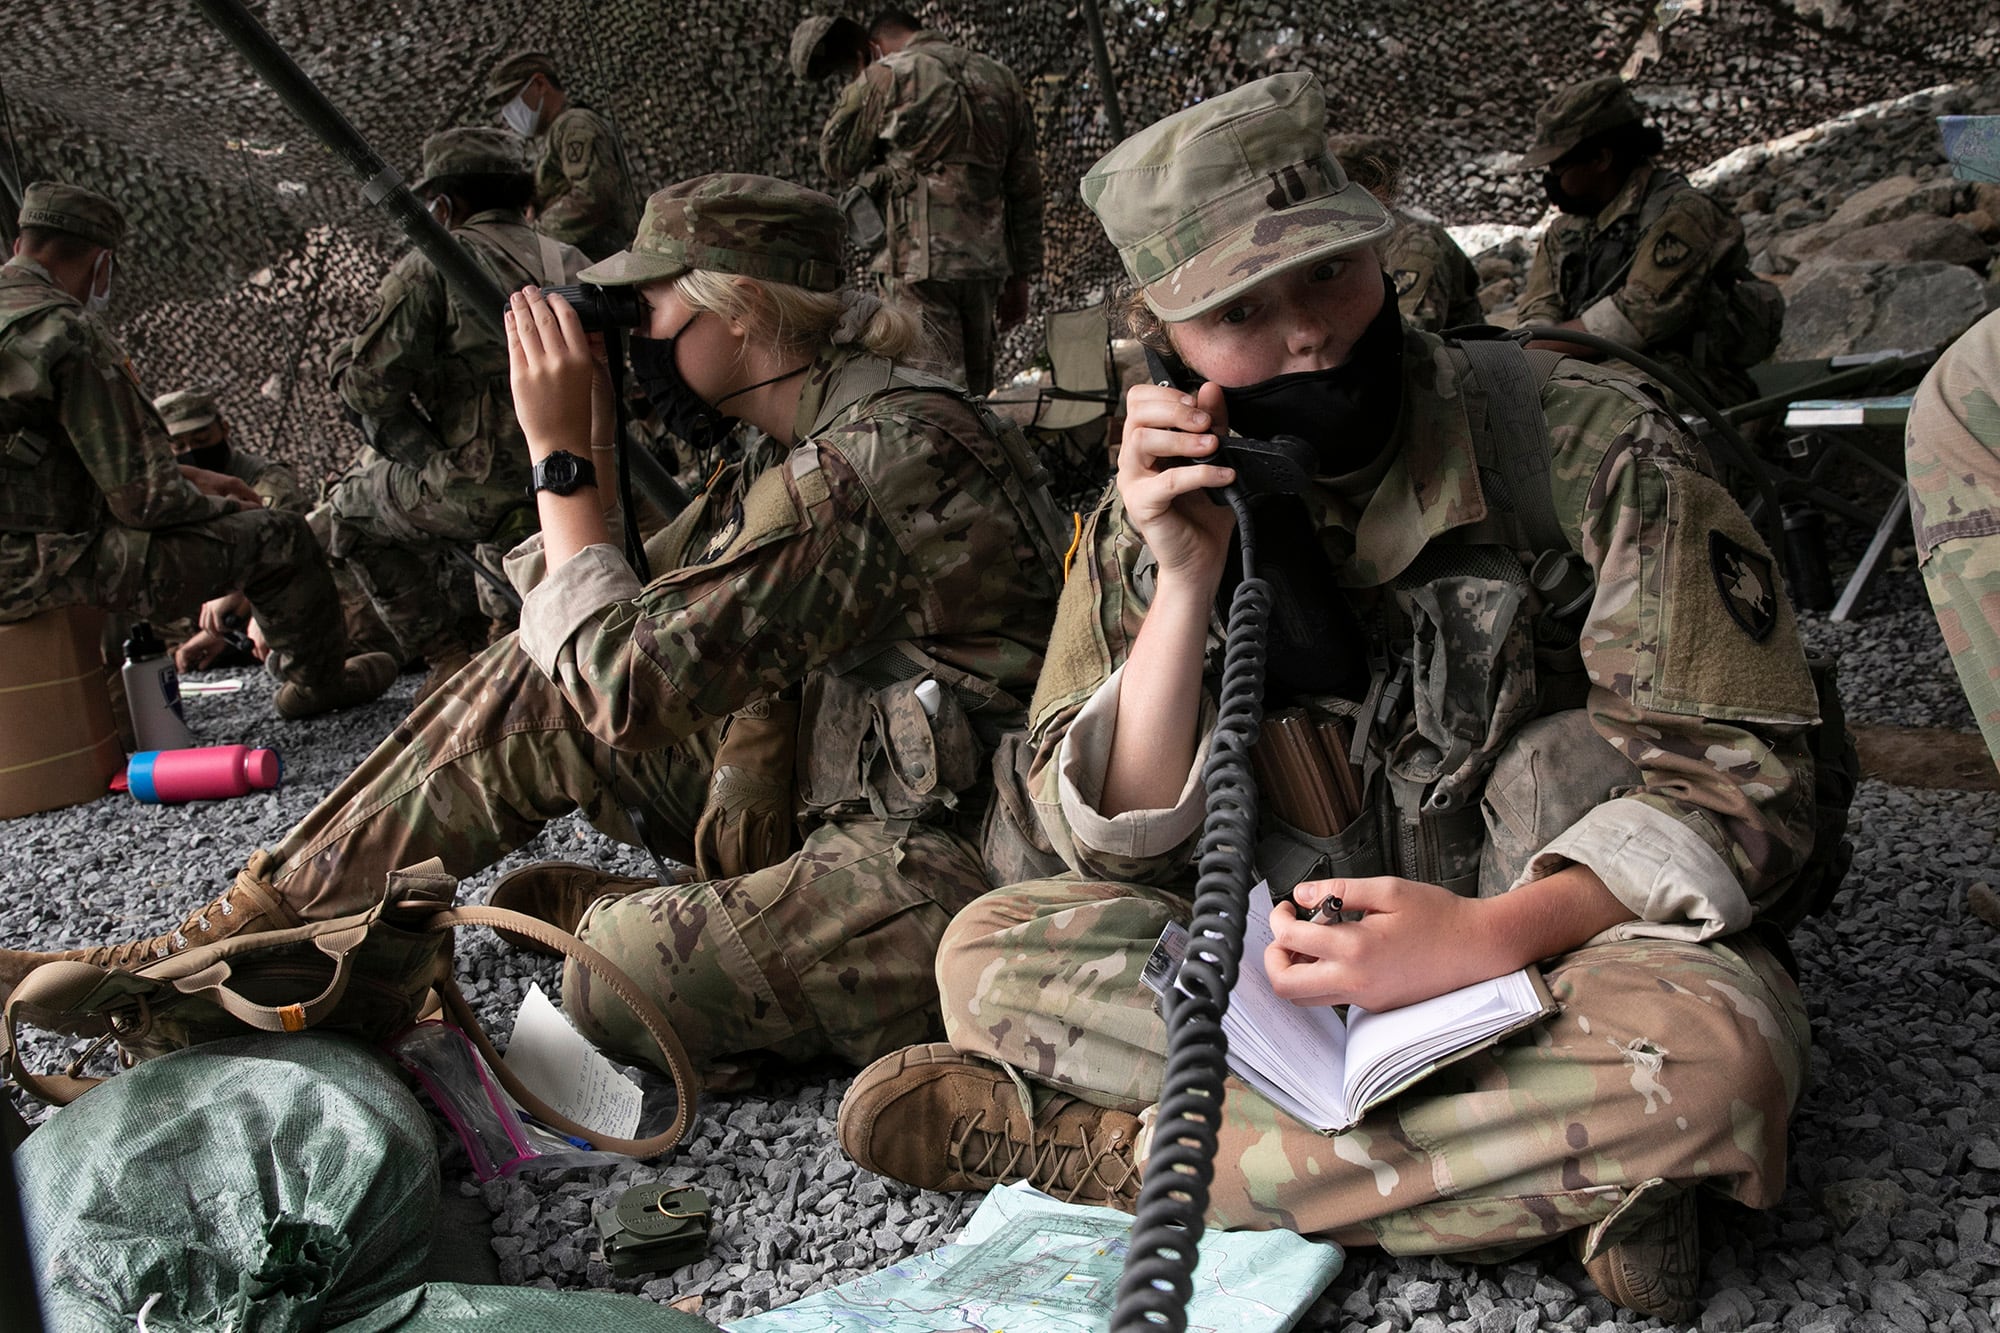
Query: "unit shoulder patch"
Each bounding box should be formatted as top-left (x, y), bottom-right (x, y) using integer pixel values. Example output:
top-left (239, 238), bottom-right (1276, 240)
top-left (1709, 529), bottom-right (1776, 642)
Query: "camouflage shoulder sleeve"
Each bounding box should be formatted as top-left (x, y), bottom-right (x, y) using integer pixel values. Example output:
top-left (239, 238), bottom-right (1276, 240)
top-left (1596, 187), bottom-right (1733, 348)
top-left (1513, 225), bottom-right (1567, 326)
top-left (820, 66), bottom-right (893, 184)
top-left (532, 427), bottom-right (915, 750)
top-left (1384, 221), bottom-right (1473, 334)
top-left (247, 457), bottom-right (307, 512)
top-left (999, 68), bottom-right (1043, 278)
top-left (535, 109), bottom-right (628, 246)
top-left (1908, 307), bottom-right (2000, 554)
top-left (333, 251), bottom-right (445, 424)
top-left (52, 315), bottom-right (226, 531)
top-left (1541, 368), bottom-right (1820, 933)
top-left (1024, 492), bottom-right (1206, 886)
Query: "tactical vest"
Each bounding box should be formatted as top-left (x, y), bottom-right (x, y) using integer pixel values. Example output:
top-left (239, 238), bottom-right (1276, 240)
top-left (1256, 337), bottom-right (1852, 930)
top-left (718, 353), bottom-right (1070, 841)
top-left (436, 218), bottom-right (574, 480)
top-left (0, 284), bottom-right (108, 535)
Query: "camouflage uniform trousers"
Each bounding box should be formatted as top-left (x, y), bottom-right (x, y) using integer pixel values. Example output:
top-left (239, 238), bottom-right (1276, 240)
top-left (934, 710), bottom-right (1811, 1256)
top-left (1920, 536), bottom-right (2000, 769)
top-left (879, 275), bottom-right (1001, 397)
top-left (319, 453), bottom-right (530, 662)
top-left (6, 505), bottom-right (351, 689)
top-left (263, 631), bottom-right (994, 1072)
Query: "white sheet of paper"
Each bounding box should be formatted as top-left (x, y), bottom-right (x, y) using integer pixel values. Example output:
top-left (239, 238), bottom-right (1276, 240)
top-left (502, 982), bottom-right (642, 1143)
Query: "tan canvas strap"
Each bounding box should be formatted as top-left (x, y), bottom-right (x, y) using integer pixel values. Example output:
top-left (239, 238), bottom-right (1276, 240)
top-left (3, 905), bottom-right (699, 1158)
top-left (536, 232), bottom-right (565, 287)
top-left (424, 904), bottom-right (697, 1158)
top-left (3, 960), bottom-right (122, 1104)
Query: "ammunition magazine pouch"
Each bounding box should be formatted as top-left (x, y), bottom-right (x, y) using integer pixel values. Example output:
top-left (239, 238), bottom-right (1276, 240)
top-left (840, 184), bottom-right (887, 253)
top-left (0, 427), bottom-right (49, 470)
top-left (797, 659), bottom-right (986, 823)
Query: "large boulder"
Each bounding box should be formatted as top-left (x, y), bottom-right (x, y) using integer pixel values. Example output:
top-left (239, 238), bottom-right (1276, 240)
top-left (1773, 260), bottom-right (1991, 361)
top-left (1824, 213), bottom-right (1991, 267)
top-left (1775, 176), bottom-right (1965, 267)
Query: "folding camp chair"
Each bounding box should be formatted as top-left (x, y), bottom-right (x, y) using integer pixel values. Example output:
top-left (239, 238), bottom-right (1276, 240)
top-left (1725, 348), bottom-right (1937, 621)
top-left (988, 302), bottom-right (1122, 511)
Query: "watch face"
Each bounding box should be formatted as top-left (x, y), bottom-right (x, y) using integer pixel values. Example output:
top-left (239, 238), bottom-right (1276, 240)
top-left (539, 451), bottom-right (581, 493)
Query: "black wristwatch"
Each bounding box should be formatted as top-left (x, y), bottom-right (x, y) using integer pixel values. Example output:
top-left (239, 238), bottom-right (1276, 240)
top-left (529, 449), bottom-right (597, 496)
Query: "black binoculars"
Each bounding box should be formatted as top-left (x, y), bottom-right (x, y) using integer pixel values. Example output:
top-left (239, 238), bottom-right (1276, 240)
top-left (533, 283), bottom-right (648, 334)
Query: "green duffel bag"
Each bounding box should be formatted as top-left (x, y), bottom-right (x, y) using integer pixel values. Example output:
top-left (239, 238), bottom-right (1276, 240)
top-left (331, 1283), bottom-right (721, 1331)
top-left (17, 1033), bottom-right (437, 1333)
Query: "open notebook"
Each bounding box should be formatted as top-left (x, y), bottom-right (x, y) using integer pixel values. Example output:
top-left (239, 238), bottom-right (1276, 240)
top-left (1142, 882), bottom-right (1556, 1133)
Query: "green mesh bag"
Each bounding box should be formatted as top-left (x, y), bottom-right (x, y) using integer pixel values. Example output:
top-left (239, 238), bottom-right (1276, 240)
top-left (18, 1033), bottom-right (438, 1332)
top-left (330, 1283), bottom-right (721, 1331)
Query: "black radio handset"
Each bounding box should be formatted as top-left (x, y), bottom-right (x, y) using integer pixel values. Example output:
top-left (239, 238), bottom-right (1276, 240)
top-left (1142, 347), bottom-right (1315, 504)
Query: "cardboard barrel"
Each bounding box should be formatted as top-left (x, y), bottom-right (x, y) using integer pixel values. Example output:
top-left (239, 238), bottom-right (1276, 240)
top-left (0, 607), bottom-right (125, 819)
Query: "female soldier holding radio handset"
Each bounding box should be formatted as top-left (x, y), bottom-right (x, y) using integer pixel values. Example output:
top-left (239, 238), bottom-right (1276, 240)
top-left (838, 75), bottom-right (1822, 1322)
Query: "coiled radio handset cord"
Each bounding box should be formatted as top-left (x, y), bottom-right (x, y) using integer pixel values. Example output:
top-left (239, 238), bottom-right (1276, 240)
top-left (1110, 352), bottom-right (1312, 1333)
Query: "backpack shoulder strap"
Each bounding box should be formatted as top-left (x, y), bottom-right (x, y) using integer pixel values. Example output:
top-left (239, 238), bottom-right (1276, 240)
top-left (536, 232), bottom-right (566, 287)
top-left (1455, 337), bottom-right (1568, 555)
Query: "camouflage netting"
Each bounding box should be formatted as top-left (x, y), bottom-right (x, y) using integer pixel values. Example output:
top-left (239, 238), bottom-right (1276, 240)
top-left (1, 0), bottom-right (1996, 485)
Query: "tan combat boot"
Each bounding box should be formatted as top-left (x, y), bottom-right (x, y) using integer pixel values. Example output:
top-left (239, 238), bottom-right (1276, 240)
top-left (486, 860), bottom-right (659, 956)
top-left (838, 1042), bottom-right (1143, 1208)
top-left (0, 850), bottom-right (303, 1000)
top-left (1577, 1190), bottom-right (1701, 1323)
top-left (274, 651), bottom-right (399, 720)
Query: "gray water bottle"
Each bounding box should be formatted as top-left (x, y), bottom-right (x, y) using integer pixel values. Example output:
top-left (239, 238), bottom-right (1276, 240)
top-left (121, 621), bottom-right (196, 752)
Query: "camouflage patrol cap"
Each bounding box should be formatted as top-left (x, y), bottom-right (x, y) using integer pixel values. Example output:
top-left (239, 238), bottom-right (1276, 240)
top-left (152, 389), bottom-right (220, 436)
top-left (484, 51), bottom-right (559, 109)
top-left (411, 127), bottom-right (531, 194)
top-left (1516, 76), bottom-right (1645, 169)
top-left (1081, 74), bottom-right (1391, 322)
top-left (789, 16), bottom-right (868, 81)
top-left (577, 173), bottom-right (843, 291)
top-left (17, 181), bottom-right (124, 251)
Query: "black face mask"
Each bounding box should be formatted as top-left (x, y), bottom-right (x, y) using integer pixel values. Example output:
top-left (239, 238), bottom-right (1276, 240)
top-left (629, 315), bottom-right (737, 454)
top-left (175, 441), bottom-right (231, 473)
top-left (1217, 273), bottom-right (1405, 477)
top-left (1541, 166), bottom-right (1598, 216)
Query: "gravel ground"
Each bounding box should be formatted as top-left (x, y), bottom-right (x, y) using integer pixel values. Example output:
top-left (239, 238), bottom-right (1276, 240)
top-left (6, 467), bottom-right (1999, 1331)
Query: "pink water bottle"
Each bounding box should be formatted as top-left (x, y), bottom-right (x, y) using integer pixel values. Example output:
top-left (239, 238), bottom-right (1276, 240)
top-left (127, 745), bottom-right (281, 804)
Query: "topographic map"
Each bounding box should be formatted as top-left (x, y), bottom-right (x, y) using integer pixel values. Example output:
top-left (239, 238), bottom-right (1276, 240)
top-left (727, 1181), bottom-right (1344, 1332)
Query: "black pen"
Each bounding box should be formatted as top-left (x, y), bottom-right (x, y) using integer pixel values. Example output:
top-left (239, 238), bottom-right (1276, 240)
top-left (1309, 895), bottom-right (1345, 925)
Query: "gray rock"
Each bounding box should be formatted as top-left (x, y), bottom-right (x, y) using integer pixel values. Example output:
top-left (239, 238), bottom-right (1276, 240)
top-left (1824, 214), bottom-right (1991, 267)
top-left (1773, 260), bottom-right (1989, 360)
top-left (1820, 1180), bottom-right (1912, 1228)
top-left (1707, 1288), bottom-right (1760, 1331)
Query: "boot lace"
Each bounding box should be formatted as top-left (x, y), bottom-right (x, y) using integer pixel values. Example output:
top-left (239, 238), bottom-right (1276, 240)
top-left (82, 886), bottom-right (248, 969)
top-left (949, 1106), bottom-right (1140, 1206)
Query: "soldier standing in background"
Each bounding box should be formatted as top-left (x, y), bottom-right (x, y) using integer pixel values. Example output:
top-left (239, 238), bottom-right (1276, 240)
top-left (795, 7), bottom-right (1043, 395)
top-left (321, 129), bottom-right (588, 702)
top-left (1512, 76), bottom-right (1781, 409)
top-left (1328, 133), bottom-right (1484, 334)
top-left (486, 51), bottom-right (640, 263)
top-left (0, 182), bottom-right (394, 718)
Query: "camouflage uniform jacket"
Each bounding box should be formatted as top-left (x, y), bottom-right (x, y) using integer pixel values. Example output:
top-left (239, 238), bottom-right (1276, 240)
top-left (331, 211), bottom-right (587, 503)
top-left (820, 32), bottom-right (1043, 283)
top-left (0, 255), bottom-right (228, 617)
top-left (215, 443), bottom-right (305, 513)
top-left (1027, 321), bottom-right (1822, 940)
top-left (1910, 308), bottom-right (2000, 556)
top-left (1385, 209), bottom-right (1484, 334)
top-left (512, 344), bottom-right (1069, 831)
top-left (532, 104), bottom-right (641, 262)
top-left (1516, 163), bottom-right (1748, 393)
